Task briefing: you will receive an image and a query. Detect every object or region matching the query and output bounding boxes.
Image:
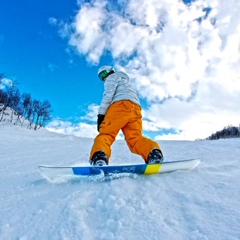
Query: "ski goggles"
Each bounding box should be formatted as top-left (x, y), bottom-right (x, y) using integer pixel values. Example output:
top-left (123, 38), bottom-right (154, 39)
top-left (98, 68), bottom-right (114, 81)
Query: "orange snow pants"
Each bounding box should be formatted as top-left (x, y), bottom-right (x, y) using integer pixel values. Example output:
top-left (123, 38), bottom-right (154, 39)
top-left (90, 100), bottom-right (161, 163)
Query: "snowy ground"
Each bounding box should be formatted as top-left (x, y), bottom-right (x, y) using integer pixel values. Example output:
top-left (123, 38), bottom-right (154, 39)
top-left (0, 124), bottom-right (239, 240)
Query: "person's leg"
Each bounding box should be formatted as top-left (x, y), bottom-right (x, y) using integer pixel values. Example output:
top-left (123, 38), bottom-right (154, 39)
top-left (89, 101), bottom-right (129, 162)
top-left (122, 106), bottom-right (162, 162)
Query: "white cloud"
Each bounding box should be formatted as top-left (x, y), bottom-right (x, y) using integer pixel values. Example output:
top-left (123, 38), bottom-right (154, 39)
top-left (47, 116), bottom-right (123, 140)
top-left (80, 104), bottom-right (99, 122)
top-left (47, 62), bottom-right (58, 72)
top-left (48, 17), bottom-right (57, 26)
top-left (68, 0), bottom-right (107, 63)
top-left (47, 119), bottom-right (97, 138)
top-left (0, 78), bottom-right (14, 89)
top-left (58, 0), bottom-right (240, 140)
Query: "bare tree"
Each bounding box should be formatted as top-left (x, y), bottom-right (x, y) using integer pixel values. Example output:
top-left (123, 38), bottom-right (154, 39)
top-left (33, 100), bottom-right (53, 130)
top-left (38, 100), bottom-right (53, 128)
top-left (0, 74), bottom-right (53, 129)
top-left (21, 93), bottom-right (32, 125)
top-left (9, 89), bottom-right (21, 123)
top-left (0, 80), bottom-right (19, 121)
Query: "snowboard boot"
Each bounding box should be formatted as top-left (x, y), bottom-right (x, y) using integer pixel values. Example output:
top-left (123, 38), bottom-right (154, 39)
top-left (147, 148), bottom-right (164, 164)
top-left (90, 151), bottom-right (108, 166)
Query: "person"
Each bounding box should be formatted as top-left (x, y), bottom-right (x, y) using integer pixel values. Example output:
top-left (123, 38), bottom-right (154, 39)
top-left (89, 65), bottom-right (164, 166)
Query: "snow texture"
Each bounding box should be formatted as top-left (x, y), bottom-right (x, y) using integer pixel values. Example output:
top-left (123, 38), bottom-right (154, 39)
top-left (0, 123), bottom-right (239, 240)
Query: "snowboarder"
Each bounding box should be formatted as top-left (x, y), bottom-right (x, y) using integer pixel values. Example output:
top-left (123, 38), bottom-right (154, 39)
top-left (89, 66), bottom-right (163, 166)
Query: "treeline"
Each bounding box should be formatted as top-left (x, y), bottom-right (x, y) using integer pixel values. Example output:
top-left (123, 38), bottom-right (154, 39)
top-left (0, 73), bottom-right (53, 130)
top-left (207, 125), bottom-right (240, 140)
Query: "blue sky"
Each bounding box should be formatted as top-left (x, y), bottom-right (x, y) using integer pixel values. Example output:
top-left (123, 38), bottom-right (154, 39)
top-left (1, 0), bottom-right (239, 140)
top-left (0, 0), bottom-right (103, 119)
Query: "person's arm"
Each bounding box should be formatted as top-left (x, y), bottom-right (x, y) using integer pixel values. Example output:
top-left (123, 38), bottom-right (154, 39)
top-left (98, 73), bottom-right (118, 115)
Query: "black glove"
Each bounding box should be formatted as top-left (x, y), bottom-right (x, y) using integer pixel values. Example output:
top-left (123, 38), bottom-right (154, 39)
top-left (97, 114), bottom-right (105, 132)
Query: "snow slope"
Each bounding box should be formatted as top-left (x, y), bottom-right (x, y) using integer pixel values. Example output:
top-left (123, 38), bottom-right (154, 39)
top-left (0, 124), bottom-right (239, 240)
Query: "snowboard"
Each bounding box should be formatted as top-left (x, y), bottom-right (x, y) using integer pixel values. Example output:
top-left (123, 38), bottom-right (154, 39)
top-left (38, 158), bottom-right (201, 181)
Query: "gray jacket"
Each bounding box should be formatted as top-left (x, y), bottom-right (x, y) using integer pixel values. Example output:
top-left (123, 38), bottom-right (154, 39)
top-left (98, 71), bottom-right (141, 115)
